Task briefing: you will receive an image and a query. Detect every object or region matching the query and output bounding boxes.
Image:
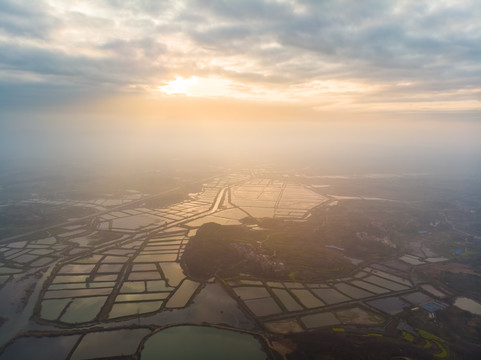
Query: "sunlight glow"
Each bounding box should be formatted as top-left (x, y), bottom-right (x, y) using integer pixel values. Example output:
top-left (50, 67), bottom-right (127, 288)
top-left (158, 76), bottom-right (250, 99)
top-left (159, 76), bottom-right (199, 95)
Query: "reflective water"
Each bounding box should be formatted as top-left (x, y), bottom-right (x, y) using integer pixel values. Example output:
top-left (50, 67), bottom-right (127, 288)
top-left (454, 297), bottom-right (481, 315)
top-left (160, 262), bottom-right (185, 286)
top-left (165, 279), bottom-right (199, 308)
top-left (60, 296), bottom-right (107, 323)
top-left (300, 312), bottom-right (339, 329)
top-left (71, 329), bottom-right (151, 360)
top-left (141, 326), bottom-right (267, 360)
top-left (0, 335), bottom-right (80, 360)
top-left (108, 301), bottom-right (163, 319)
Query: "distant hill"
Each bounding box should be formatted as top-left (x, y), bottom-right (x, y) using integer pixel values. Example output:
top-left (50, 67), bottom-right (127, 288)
top-left (181, 221), bottom-right (353, 281)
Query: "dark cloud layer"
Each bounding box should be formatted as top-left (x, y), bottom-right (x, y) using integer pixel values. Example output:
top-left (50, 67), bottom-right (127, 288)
top-left (0, 0), bottom-right (59, 39)
top-left (184, 0), bottom-right (481, 85)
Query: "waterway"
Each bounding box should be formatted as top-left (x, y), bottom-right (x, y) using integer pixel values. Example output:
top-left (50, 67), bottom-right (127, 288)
top-left (0, 266), bottom-right (54, 347)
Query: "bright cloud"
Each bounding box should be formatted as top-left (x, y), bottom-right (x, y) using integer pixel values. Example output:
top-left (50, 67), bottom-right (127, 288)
top-left (0, 0), bottom-right (480, 117)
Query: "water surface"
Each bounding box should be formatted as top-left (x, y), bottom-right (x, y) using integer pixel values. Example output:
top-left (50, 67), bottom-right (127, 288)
top-left (141, 326), bottom-right (267, 360)
top-left (454, 297), bottom-right (481, 315)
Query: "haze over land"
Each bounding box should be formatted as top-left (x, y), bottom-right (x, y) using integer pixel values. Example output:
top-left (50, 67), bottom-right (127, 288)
top-left (0, 0), bottom-right (480, 175)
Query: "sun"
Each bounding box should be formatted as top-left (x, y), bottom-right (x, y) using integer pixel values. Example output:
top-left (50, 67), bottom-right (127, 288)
top-left (158, 76), bottom-right (198, 95)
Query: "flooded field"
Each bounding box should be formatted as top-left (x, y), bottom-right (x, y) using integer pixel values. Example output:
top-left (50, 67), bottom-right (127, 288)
top-left (109, 300), bottom-right (163, 319)
top-left (165, 279), bottom-right (199, 308)
top-left (40, 298), bottom-right (70, 320)
top-left (399, 255), bottom-right (425, 265)
top-left (234, 286), bottom-right (271, 300)
top-left (420, 284), bottom-right (447, 298)
top-left (363, 275), bottom-right (408, 292)
top-left (454, 297), bottom-right (481, 315)
top-left (291, 289), bottom-right (324, 309)
top-left (366, 268), bottom-right (412, 287)
top-left (367, 296), bottom-right (410, 315)
top-left (229, 180), bottom-right (327, 220)
top-left (0, 335), bottom-right (80, 360)
top-left (0, 170), bottom-right (478, 360)
top-left (334, 283), bottom-right (373, 299)
top-left (71, 329), bottom-right (151, 360)
top-left (111, 214), bottom-right (164, 231)
top-left (350, 280), bottom-right (389, 295)
top-left (140, 326), bottom-right (267, 360)
top-left (244, 296), bottom-right (283, 317)
top-left (223, 262), bottom-right (418, 328)
top-left (300, 312), bottom-right (339, 329)
top-left (271, 288), bottom-right (303, 312)
top-left (60, 296), bottom-right (107, 323)
top-left (401, 292), bottom-right (434, 306)
top-left (311, 288), bottom-right (350, 304)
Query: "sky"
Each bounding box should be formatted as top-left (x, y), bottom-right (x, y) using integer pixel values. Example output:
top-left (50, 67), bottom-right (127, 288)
top-left (0, 0), bottom-right (480, 172)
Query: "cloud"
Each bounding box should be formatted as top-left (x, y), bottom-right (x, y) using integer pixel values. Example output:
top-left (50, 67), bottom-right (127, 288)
top-left (183, 0), bottom-right (480, 82)
top-left (0, 40), bottom-right (166, 87)
top-left (0, 0), bottom-right (479, 115)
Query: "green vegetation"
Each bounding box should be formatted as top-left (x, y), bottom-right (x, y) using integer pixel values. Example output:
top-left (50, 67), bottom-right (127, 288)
top-left (405, 306), bottom-right (481, 359)
top-left (181, 222), bottom-right (353, 281)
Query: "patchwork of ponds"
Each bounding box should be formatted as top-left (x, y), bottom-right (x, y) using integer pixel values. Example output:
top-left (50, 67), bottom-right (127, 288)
top-left (272, 288), bottom-right (303, 311)
top-left (230, 180), bottom-right (328, 220)
top-left (350, 280), bottom-right (389, 295)
top-left (0, 236), bottom-right (64, 268)
top-left (364, 267), bottom-right (412, 287)
top-left (60, 296), bottom-right (108, 323)
top-left (334, 283), bottom-right (373, 299)
top-left (0, 172), bottom-right (458, 359)
top-left (165, 279), bottom-right (200, 308)
top-left (420, 284), bottom-right (447, 298)
top-left (311, 288), bottom-right (351, 304)
top-left (362, 275), bottom-right (409, 291)
top-left (0, 335), bottom-right (80, 360)
top-left (367, 296), bottom-right (410, 315)
top-left (35, 226), bottom-right (202, 323)
top-left (291, 289), bottom-right (325, 308)
top-left (71, 329), bottom-right (151, 360)
top-left (234, 286), bottom-right (271, 300)
top-left (401, 291), bottom-right (434, 306)
top-left (399, 255), bottom-right (425, 265)
top-left (301, 312), bottom-right (340, 329)
top-left (1, 174), bottom-right (332, 328)
top-left (244, 296), bottom-right (283, 317)
top-left (226, 265), bottom-right (415, 322)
